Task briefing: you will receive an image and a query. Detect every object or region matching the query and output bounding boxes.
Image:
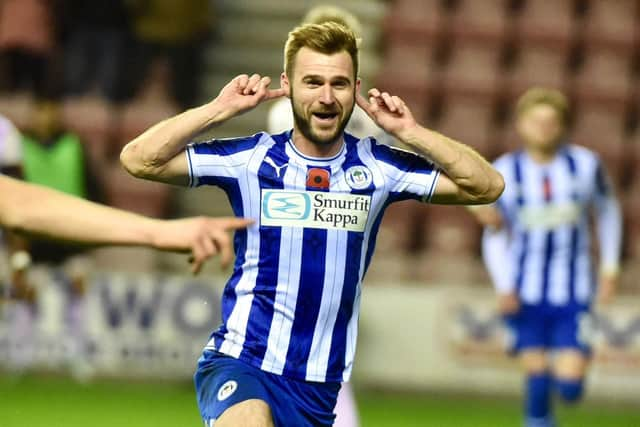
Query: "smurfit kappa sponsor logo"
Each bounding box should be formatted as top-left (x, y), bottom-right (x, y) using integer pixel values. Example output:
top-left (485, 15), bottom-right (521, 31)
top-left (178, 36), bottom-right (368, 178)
top-left (261, 189), bottom-right (370, 232)
top-left (262, 191), bottom-right (311, 220)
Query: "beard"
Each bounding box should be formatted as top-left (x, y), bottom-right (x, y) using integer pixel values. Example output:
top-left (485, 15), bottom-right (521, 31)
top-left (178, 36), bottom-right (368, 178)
top-left (290, 89), bottom-right (355, 146)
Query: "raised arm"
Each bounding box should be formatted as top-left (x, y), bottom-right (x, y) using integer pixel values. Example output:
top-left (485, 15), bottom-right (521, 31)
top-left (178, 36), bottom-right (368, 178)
top-left (357, 89), bottom-right (504, 204)
top-left (120, 74), bottom-right (285, 186)
top-left (0, 175), bottom-right (252, 273)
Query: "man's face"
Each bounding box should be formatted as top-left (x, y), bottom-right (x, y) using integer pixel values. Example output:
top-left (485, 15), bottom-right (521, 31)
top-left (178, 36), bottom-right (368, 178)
top-left (285, 47), bottom-right (359, 146)
top-left (33, 101), bottom-right (61, 140)
top-left (516, 104), bottom-right (565, 152)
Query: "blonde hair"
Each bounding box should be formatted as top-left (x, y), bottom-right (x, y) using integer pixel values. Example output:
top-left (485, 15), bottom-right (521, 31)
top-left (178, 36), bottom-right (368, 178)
top-left (516, 87), bottom-right (570, 125)
top-left (302, 5), bottom-right (363, 37)
top-left (284, 21), bottom-right (359, 79)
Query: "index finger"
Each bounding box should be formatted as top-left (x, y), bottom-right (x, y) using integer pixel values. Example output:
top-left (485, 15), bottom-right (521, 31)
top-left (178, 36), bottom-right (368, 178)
top-left (213, 217), bottom-right (254, 231)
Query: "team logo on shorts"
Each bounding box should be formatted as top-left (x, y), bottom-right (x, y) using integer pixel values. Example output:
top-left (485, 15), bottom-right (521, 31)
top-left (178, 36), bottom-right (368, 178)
top-left (345, 166), bottom-right (373, 190)
top-left (217, 380), bottom-right (238, 401)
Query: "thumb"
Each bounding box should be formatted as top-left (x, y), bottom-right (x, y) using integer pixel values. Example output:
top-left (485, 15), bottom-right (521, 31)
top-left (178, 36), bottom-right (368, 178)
top-left (356, 92), bottom-right (375, 118)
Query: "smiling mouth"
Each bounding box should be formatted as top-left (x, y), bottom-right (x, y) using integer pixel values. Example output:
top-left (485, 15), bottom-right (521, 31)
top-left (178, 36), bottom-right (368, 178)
top-left (312, 112), bottom-right (339, 121)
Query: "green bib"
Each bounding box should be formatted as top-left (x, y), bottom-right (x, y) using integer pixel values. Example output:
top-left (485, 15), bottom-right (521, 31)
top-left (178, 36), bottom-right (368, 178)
top-left (22, 133), bottom-right (87, 198)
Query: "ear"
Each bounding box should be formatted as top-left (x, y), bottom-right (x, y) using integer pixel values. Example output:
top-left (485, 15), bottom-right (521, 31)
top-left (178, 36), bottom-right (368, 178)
top-left (355, 77), bottom-right (361, 93)
top-left (280, 72), bottom-right (291, 98)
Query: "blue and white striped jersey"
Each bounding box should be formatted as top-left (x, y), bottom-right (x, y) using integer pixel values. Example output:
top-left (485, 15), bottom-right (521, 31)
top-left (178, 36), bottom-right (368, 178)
top-left (483, 144), bottom-right (622, 307)
top-left (187, 130), bottom-right (440, 382)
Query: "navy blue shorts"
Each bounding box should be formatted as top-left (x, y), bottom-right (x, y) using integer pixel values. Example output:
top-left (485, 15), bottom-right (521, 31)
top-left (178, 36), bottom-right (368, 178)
top-left (194, 350), bottom-right (340, 426)
top-left (504, 304), bottom-right (593, 356)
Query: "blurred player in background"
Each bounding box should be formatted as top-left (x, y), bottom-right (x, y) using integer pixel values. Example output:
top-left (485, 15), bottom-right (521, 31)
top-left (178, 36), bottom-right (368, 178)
top-left (266, 6), bottom-right (373, 427)
top-left (471, 88), bottom-right (622, 427)
top-left (121, 20), bottom-right (504, 427)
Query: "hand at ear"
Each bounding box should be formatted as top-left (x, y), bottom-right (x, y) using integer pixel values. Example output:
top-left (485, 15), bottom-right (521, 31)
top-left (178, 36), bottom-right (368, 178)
top-left (280, 72), bottom-right (291, 99)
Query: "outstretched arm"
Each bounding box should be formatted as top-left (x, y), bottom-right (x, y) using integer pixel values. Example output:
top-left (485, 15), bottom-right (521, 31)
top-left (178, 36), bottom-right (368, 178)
top-left (357, 89), bottom-right (504, 204)
top-left (0, 175), bottom-right (252, 273)
top-left (120, 74), bottom-right (285, 185)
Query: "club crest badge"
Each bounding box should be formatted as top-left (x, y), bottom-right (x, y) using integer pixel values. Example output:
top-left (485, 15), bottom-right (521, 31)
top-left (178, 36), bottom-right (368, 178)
top-left (217, 380), bottom-right (238, 401)
top-left (345, 166), bottom-right (373, 190)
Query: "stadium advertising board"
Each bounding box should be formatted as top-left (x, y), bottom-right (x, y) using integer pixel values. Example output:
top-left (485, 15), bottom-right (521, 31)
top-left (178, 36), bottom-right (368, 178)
top-left (2, 269), bottom-right (638, 403)
top-left (0, 267), bottom-right (221, 378)
top-left (356, 285), bottom-right (640, 403)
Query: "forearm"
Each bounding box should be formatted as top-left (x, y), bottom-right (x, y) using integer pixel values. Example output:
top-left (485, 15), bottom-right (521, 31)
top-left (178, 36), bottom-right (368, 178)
top-left (482, 227), bottom-right (514, 294)
top-left (1, 177), bottom-right (162, 248)
top-left (596, 196), bottom-right (623, 276)
top-left (396, 125), bottom-right (504, 203)
top-left (120, 101), bottom-right (227, 177)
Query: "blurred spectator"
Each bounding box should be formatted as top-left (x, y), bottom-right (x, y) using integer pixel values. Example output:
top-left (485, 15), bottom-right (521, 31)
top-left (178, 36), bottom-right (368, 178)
top-left (59, 0), bottom-right (131, 103)
top-left (20, 98), bottom-right (104, 264)
top-left (0, 0), bottom-right (59, 97)
top-left (126, 0), bottom-right (213, 109)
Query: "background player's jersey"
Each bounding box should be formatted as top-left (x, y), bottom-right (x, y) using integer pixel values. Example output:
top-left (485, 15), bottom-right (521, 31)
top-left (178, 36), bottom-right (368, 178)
top-left (187, 130), bottom-right (440, 382)
top-left (485, 144), bottom-right (622, 307)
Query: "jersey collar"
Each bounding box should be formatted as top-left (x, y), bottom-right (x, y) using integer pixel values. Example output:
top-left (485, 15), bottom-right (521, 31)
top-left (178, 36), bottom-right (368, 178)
top-left (285, 129), bottom-right (347, 164)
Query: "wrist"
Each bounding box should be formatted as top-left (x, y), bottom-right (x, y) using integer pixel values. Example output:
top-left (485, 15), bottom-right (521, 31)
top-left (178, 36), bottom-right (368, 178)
top-left (600, 264), bottom-right (620, 279)
top-left (205, 98), bottom-right (239, 126)
top-left (191, 101), bottom-right (224, 130)
top-left (393, 123), bottom-right (422, 144)
top-left (497, 289), bottom-right (516, 296)
top-left (146, 219), bottom-right (166, 250)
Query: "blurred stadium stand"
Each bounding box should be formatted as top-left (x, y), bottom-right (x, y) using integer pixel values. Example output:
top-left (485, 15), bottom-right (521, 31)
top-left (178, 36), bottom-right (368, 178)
top-left (377, 0), bottom-right (640, 291)
top-left (0, 0), bottom-right (637, 292)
